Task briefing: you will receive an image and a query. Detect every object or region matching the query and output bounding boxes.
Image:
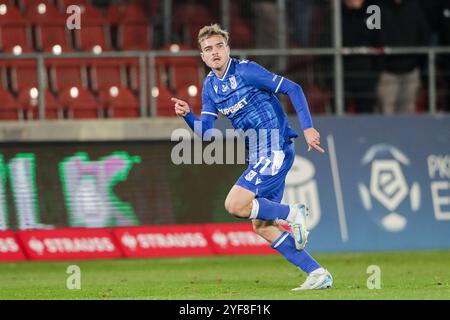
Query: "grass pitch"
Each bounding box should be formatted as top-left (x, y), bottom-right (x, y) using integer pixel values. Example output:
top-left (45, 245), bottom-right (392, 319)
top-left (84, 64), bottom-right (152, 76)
top-left (0, 250), bottom-right (449, 300)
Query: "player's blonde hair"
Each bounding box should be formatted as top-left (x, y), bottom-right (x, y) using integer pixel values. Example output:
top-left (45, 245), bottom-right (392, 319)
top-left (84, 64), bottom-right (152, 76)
top-left (197, 24), bottom-right (230, 50)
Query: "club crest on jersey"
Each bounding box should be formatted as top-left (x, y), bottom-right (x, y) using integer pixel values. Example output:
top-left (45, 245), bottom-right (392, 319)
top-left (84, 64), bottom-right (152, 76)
top-left (221, 84), bottom-right (229, 92)
top-left (229, 76), bottom-right (237, 89)
top-left (245, 170), bottom-right (257, 182)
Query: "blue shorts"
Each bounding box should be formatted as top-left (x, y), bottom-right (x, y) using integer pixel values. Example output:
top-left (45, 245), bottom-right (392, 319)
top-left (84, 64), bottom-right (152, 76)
top-left (235, 143), bottom-right (295, 203)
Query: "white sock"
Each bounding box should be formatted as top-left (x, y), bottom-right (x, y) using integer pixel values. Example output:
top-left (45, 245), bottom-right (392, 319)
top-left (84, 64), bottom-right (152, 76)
top-left (249, 199), bottom-right (259, 220)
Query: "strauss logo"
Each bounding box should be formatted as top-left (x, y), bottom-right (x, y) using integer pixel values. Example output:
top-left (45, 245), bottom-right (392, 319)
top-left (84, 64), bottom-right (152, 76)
top-left (212, 231), bottom-right (228, 248)
top-left (28, 237), bottom-right (44, 255)
top-left (358, 144), bottom-right (421, 232)
top-left (121, 233), bottom-right (138, 250)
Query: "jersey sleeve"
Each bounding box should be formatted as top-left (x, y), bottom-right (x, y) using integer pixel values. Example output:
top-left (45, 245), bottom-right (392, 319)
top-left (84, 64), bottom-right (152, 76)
top-left (238, 61), bottom-right (285, 93)
top-left (200, 85), bottom-right (218, 118)
top-left (239, 60), bottom-right (313, 130)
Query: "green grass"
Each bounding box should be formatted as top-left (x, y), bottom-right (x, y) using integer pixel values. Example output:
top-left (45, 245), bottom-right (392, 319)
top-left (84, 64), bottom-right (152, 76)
top-left (1, 250), bottom-right (449, 299)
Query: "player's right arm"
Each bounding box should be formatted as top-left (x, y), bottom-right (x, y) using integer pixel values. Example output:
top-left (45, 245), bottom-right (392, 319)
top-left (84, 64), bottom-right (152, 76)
top-left (171, 91), bottom-right (217, 140)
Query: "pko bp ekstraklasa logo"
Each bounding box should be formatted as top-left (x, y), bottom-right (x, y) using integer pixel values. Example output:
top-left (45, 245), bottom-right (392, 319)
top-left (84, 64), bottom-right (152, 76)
top-left (358, 144), bottom-right (421, 232)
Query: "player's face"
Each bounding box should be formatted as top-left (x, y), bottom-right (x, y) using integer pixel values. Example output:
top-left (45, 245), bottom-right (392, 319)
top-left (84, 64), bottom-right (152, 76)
top-left (200, 35), bottom-right (230, 72)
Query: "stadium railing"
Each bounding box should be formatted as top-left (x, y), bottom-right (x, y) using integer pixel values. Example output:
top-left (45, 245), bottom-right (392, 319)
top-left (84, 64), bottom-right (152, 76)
top-left (0, 46), bottom-right (449, 119)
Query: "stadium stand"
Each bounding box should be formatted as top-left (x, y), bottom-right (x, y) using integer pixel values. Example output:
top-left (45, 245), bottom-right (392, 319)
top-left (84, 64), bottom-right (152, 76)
top-left (0, 87), bottom-right (22, 120)
top-left (73, 4), bottom-right (112, 53)
top-left (99, 85), bottom-right (139, 118)
top-left (17, 86), bottom-right (61, 119)
top-left (59, 86), bottom-right (100, 118)
top-left (25, 1), bottom-right (73, 53)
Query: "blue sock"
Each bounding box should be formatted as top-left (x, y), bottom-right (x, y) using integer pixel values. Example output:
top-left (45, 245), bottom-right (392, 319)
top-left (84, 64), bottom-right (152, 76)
top-left (250, 198), bottom-right (290, 221)
top-left (272, 231), bottom-right (321, 274)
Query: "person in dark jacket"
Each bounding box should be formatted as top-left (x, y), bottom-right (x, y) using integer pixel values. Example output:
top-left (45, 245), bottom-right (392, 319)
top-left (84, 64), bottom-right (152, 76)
top-left (376, 0), bottom-right (431, 114)
top-left (342, 0), bottom-right (381, 113)
top-left (418, 0), bottom-right (450, 112)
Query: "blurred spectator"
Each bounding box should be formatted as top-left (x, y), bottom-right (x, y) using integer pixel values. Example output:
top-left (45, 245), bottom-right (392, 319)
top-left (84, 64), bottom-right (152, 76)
top-left (287, 0), bottom-right (313, 47)
top-left (428, 0), bottom-right (450, 112)
top-left (376, 0), bottom-right (430, 114)
top-left (251, 0), bottom-right (279, 70)
top-left (439, 1), bottom-right (450, 112)
top-left (342, 0), bottom-right (380, 113)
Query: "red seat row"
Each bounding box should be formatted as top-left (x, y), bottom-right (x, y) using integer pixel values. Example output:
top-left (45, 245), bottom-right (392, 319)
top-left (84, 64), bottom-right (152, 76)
top-left (0, 83), bottom-right (202, 120)
top-left (0, 85), bottom-right (140, 120)
top-left (0, 0), bottom-right (152, 53)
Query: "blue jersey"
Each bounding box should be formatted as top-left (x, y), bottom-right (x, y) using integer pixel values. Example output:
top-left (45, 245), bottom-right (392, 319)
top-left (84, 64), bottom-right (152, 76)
top-left (200, 58), bottom-right (312, 162)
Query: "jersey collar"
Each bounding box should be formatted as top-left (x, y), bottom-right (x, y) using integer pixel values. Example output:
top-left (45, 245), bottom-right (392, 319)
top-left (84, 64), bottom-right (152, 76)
top-left (217, 57), bottom-right (232, 81)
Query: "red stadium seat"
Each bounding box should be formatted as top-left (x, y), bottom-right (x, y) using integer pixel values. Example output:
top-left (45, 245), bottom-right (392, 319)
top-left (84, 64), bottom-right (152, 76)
top-left (59, 86), bottom-right (101, 119)
top-left (88, 59), bottom-right (127, 92)
top-left (18, 0), bottom-right (54, 12)
top-left (8, 59), bottom-right (40, 93)
top-left (0, 61), bottom-right (7, 89)
top-left (117, 23), bottom-right (151, 50)
top-left (0, 4), bottom-right (34, 53)
top-left (127, 58), bottom-right (142, 92)
top-left (154, 87), bottom-right (175, 117)
top-left (177, 85), bottom-right (202, 116)
top-left (17, 86), bottom-right (62, 119)
top-left (156, 44), bottom-right (202, 91)
top-left (26, 2), bottom-right (73, 52)
top-left (48, 59), bottom-right (88, 93)
top-left (73, 4), bottom-right (112, 52)
top-left (106, 2), bottom-right (131, 25)
top-left (0, 88), bottom-right (23, 120)
top-left (55, 0), bottom-right (90, 12)
top-left (99, 86), bottom-right (139, 118)
top-left (114, 4), bottom-right (152, 50)
top-left (172, 3), bottom-right (215, 46)
top-left (230, 18), bottom-right (253, 48)
top-left (167, 58), bottom-right (202, 93)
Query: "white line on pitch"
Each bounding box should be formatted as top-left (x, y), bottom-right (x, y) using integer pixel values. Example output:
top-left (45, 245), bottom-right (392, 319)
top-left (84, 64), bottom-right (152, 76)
top-left (327, 134), bottom-right (349, 242)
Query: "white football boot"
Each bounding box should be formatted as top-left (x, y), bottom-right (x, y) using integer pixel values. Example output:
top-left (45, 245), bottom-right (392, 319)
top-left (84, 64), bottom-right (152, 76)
top-left (287, 204), bottom-right (310, 250)
top-left (291, 268), bottom-right (333, 291)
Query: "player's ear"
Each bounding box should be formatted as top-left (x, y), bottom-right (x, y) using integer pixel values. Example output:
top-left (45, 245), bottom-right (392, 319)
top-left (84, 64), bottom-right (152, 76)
top-left (200, 51), bottom-right (206, 63)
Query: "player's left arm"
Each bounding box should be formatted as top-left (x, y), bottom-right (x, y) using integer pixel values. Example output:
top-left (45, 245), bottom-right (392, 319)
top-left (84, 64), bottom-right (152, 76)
top-left (240, 61), bottom-right (324, 153)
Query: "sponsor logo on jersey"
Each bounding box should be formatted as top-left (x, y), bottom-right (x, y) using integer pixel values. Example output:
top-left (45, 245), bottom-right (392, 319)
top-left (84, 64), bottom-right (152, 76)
top-left (219, 98), bottom-right (248, 116)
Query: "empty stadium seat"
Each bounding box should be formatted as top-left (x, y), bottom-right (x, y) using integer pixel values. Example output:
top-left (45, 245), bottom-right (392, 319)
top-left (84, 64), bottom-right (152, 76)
top-left (55, 0), bottom-right (89, 12)
top-left (59, 86), bottom-right (100, 119)
top-left (114, 4), bottom-right (152, 50)
top-left (18, 0), bottom-right (54, 12)
top-left (177, 85), bottom-right (201, 116)
top-left (88, 59), bottom-right (127, 92)
top-left (105, 2), bottom-right (130, 25)
top-left (230, 18), bottom-right (253, 48)
top-left (73, 4), bottom-right (112, 53)
top-left (17, 86), bottom-right (61, 119)
top-left (48, 59), bottom-right (88, 92)
top-left (0, 61), bottom-right (7, 89)
top-left (172, 3), bottom-right (215, 46)
top-left (26, 2), bottom-right (73, 52)
top-left (8, 59), bottom-right (40, 93)
top-left (153, 86), bottom-right (175, 117)
top-left (167, 57), bottom-right (202, 93)
top-left (155, 44), bottom-right (202, 91)
top-left (99, 86), bottom-right (139, 118)
top-left (0, 88), bottom-right (23, 120)
top-left (0, 3), bottom-right (34, 53)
